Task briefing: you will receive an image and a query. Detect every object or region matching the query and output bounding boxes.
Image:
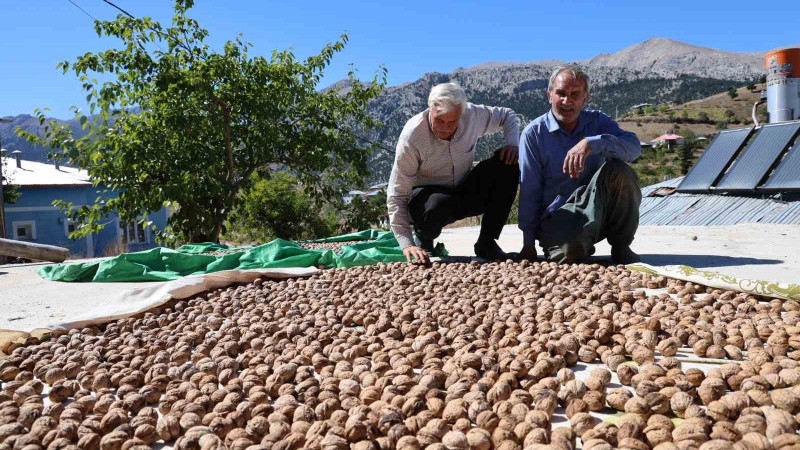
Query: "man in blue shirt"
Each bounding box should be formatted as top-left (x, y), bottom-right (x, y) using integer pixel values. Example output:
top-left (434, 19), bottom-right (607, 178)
top-left (518, 64), bottom-right (642, 264)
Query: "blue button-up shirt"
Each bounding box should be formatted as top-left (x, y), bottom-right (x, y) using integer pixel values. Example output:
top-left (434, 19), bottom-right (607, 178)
top-left (518, 109), bottom-right (641, 247)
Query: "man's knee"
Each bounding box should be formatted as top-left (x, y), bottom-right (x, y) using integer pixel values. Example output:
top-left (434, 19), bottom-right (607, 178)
top-left (600, 159), bottom-right (639, 192)
top-left (489, 151), bottom-right (521, 183)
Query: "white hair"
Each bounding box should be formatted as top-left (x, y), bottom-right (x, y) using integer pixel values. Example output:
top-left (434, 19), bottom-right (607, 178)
top-left (428, 82), bottom-right (467, 114)
top-left (548, 64), bottom-right (591, 93)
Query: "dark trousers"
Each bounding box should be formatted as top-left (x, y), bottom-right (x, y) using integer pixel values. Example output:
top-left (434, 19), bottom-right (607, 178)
top-left (537, 159), bottom-right (641, 264)
top-left (408, 151), bottom-right (520, 243)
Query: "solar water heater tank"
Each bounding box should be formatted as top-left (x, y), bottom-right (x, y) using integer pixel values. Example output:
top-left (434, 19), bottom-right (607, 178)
top-left (766, 46), bottom-right (800, 123)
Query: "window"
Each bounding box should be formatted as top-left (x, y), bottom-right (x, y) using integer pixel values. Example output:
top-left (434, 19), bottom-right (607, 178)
top-left (13, 221), bottom-right (36, 240)
top-left (120, 218), bottom-right (147, 244)
top-left (65, 218), bottom-right (81, 238)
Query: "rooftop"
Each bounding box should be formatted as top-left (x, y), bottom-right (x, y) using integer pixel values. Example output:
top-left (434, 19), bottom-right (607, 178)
top-left (1, 154), bottom-right (91, 187)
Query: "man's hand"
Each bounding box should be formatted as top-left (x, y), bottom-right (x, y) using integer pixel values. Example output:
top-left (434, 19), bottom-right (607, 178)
top-left (403, 245), bottom-right (430, 264)
top-left (499, 145), bottom-right (519, 165)
top-left (520, 244), bottom-right (538, 261)
top-left (562, 138), bottom-right (591, 179)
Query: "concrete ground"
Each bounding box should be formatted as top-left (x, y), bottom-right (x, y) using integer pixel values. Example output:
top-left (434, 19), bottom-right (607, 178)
top-left (439, 223), bottom-right (800, 285)
top-left (1, 223), bottom-right (798, 332)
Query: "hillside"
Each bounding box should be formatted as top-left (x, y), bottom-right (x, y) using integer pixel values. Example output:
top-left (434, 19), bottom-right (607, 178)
top-left (618, 82), bottom-right (765, 143)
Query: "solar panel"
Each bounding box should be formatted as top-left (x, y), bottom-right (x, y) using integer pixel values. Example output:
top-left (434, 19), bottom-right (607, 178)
top-left (763, 139), bottom-right (800, 191)
top-left (676, 127), bottom-right (753, 193)
top-left (716, 122), bottom-right (800, 192)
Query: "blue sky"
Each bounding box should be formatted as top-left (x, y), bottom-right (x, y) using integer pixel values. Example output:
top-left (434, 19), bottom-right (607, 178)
top-left (2, 0), bottom-right (799, 119)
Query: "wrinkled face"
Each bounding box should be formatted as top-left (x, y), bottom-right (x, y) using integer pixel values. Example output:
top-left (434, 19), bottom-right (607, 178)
top-left (429, 106), bottom-right (461, 139)
top-left (547, 72), bottom-right (590, 130)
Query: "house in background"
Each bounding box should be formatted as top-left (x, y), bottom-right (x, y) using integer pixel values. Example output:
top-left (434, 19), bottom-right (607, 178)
top-left (2, 152), bottom-right (168, 258)
top-left (650, 134), bottom-right (685, 149)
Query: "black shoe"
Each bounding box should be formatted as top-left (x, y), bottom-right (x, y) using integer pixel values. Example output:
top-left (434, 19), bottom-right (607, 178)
top-left (413, 232), bottom-right (434, 252)
top-left (474, 239), bottom-right (508, 260)
top-left (611, 245), bottom-right (640, 264)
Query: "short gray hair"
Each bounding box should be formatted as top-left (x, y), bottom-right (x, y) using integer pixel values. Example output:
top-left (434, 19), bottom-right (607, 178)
top-left (428, 82), bottom-right (467, 114)
top-left (548, 64), bottom-right (591, 93)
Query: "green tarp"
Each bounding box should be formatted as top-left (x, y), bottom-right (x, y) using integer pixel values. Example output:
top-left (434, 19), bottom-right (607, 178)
top-left (38, 230), bottom-right (444, 282)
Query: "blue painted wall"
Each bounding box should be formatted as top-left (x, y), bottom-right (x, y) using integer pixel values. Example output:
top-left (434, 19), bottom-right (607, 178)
top-left (3, 184), bottom-right (168, 258)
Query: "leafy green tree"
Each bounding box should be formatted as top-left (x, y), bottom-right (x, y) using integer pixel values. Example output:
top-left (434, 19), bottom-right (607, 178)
top-left (658, 104), bottom-right (669, 113)
top-left (679, 131), bottom-right (698, 175)
top-left (339, 191), bottom-right (388, 234)
top-left (759, 75), bottom-right (767, 84)
top-left (1, 158), bottom-right (20, 204)
top-left (724, 109), bottom-right (736, 121)
top-left (643, 106), bottom-right (656, 115)
top-left (727, 87), bottom-right (738, 99)
top-left (223, 172), bottom-right (337, 243)
top-left (746, 83), bottom-right (756, 91)
top-left (698, 111), bottom-right (710, 122)
top-left (18, 0), bottom-right (386, 244)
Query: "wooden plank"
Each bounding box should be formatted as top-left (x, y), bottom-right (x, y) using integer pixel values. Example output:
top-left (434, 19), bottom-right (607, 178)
top-left (0, 238), bottom-right (70, 262)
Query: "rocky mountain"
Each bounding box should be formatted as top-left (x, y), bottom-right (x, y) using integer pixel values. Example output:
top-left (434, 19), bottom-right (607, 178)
top-left (584, 38), bottom-right (764, 81)
top-left (2, 38), bottom-right (767, 183)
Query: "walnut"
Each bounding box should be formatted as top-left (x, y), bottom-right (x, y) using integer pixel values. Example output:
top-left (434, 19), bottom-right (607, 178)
top-left (698, 378), bottom-right (726, 406)
top-left (99, 430), bottom-right (129, 450)
top-left (672, 418), bottom-right (710, 445)
top-left (763, 406), bottom-right (797, 440)
top-left (617, 364), bottom-right (638, 386)
top-left (619, 438), bottom-right (650, 450)
top-left (644, 415), bottom-right (674, 447)
top-left (570, 412), bottom-right (597, 437)
top-left (709, 421), bottom-right (740, 442)
top-left (773, 433), bottom-right (800, 450)
top-left (667, 391), bottom-right (694, 418)
top-left (441, 430), bottom-right (468, 449)
top-left (583, 391), bottom-right (606, 412)
top-left (583, 439), bottom-right (613, 450)
top-left (738, 432), bottom-right (771, 450)
top-left (771, 389), bottom-right (800, 413)
top-left (706, 401), bottom-right (732, 422)
top-left (657, 339), bottom-right (680, 357)
top-left (157, 414), bottom-right (181, 442)
top-left (617, 413), bottom-right (645, 441)
top-left (698, 439), bottom-right (735, 450)
top-left (625, 397), bottom-right (651, 417)
top-left (734, 413), bottom-right (766, 435)
top-left (607, 389), bottom-right (633, 411)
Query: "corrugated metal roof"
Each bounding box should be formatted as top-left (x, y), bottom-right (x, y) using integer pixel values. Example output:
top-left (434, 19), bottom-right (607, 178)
top-left (639, 176), bottom-right (800, 226)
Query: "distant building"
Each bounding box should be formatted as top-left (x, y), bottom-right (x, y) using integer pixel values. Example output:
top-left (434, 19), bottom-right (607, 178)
top-left (343, 184), bottom-right (388, 205)
top-left (631, 103), bottom-right (653, 114)
top-left (651, 134), bottom-right (685, 148)
top-left (2, 154), bottom-right (168, 258)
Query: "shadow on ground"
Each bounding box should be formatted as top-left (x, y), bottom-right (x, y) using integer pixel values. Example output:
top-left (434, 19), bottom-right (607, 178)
top-left (639, 254), bottom-right (783, 268)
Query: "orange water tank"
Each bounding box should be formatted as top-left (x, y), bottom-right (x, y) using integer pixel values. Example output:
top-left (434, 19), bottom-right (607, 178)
top-left (765, 47), bottom-right (800, 123)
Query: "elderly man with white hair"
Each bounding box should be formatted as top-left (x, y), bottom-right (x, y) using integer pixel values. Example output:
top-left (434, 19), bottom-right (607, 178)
top-left (387, 82), bottom-right (520, 263)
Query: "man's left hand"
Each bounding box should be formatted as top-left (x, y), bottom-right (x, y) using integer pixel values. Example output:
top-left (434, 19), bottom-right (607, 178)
top-left (563, 138), bottom-right (591, 179)
top-left (499, 145), bottom-right (519, 165)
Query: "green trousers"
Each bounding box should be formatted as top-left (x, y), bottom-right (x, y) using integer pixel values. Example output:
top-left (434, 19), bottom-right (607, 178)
top-left (536, 159), bottom-right (641, 264)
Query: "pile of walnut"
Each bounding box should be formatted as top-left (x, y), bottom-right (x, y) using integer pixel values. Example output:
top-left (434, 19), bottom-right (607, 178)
top-left (298, 241), bottom-right (364, 253)
top-left (1, 260), bottom-right (800, 450)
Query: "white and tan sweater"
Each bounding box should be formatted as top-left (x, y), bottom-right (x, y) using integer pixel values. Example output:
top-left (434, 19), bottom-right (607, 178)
top-left (387, 102), bottom-right (519, 249)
